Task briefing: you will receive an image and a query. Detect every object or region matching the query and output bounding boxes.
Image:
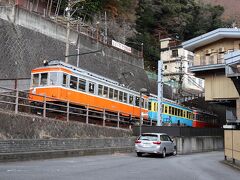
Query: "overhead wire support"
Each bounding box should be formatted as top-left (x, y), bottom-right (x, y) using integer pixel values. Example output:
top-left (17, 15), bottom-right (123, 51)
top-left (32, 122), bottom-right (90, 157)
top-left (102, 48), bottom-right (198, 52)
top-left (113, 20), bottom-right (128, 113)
top-left (65, 0), bottom-right (85, 63)
top-left (157, 33), bottom-right (164, 126)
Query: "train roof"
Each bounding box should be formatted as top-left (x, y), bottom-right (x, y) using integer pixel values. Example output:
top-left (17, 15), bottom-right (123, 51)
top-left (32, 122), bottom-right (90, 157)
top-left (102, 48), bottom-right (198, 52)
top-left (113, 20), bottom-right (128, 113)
top-left (33, 60), bottom-right (143, 97)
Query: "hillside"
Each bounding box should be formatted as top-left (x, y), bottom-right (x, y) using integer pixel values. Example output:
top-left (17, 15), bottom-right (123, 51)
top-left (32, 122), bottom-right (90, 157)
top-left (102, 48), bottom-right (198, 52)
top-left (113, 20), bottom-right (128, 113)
top-left (199, 0), bottom-right (240, 25)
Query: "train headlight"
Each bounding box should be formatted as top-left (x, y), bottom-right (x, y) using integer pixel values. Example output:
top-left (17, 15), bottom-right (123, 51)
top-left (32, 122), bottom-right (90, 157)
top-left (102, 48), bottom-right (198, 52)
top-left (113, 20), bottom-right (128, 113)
top-left (43, 60), bottom-right (49, 66)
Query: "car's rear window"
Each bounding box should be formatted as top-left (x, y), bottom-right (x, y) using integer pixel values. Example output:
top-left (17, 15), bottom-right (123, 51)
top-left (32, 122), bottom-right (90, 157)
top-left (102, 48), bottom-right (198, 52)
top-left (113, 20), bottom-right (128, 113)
top-left (139, 134), bottom-right (158, 141)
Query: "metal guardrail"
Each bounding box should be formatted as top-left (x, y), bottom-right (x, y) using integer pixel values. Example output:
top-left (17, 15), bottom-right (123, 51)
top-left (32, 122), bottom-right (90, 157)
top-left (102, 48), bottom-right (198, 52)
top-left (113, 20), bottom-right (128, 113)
top-left (0, 86), bottom-right (152, 129)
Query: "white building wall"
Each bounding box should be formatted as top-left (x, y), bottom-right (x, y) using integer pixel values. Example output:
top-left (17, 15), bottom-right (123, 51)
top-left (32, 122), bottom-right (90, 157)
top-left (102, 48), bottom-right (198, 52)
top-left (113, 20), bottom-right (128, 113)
top-left (161, 39), bottom-right (204, 93)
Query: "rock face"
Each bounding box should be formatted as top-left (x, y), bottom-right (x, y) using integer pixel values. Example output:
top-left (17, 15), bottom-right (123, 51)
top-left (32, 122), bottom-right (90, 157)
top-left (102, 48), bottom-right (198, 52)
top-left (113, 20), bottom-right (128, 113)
top-left (199, 0), bottom-right (240, 24)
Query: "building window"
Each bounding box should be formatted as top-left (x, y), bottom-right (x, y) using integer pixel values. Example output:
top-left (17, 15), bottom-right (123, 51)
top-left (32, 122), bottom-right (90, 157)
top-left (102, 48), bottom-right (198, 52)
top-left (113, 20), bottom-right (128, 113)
top-left (187, 54), bottom-right (194, 61)
top-left (172, 49), bottom-right (178, 57)
top-left (165, 65), bottom-right (167, 70)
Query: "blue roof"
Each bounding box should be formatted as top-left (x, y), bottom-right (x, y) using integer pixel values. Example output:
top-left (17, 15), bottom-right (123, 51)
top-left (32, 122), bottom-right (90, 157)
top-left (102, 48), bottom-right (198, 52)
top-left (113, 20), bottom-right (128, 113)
top-left (182, 28), bottom-right (240, 51)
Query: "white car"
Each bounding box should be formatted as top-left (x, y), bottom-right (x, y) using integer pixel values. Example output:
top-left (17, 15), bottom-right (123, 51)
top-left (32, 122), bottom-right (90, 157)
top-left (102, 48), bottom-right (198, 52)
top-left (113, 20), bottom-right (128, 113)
top-left (135, 133), bottom-right (176, 158)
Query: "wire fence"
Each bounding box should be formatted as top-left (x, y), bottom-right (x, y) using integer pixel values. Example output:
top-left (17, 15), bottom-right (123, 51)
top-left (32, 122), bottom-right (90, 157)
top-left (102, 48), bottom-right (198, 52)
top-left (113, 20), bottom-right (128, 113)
top-left (0, 86), bottom-right (153, 129)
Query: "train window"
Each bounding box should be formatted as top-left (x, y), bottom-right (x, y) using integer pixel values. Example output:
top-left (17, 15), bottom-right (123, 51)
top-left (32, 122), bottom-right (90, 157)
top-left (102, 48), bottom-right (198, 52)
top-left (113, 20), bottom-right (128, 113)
top-left (148, 102), bottom-right (152, 110)
top-left (172, 107), bottom-right (175, 116)
top-left (103, 86), bottom-right (108, 98)
top-left (141, 98), bottom-right (144, 108)
top-left (70, 76), bottom-right (78, 89)
top-left (62, 74), bottom-right (68, 87)
top-left (32, 74), bottom-right (39, 87)
top-left (176, 109), bottom-right (180, 116)
top-left (135, 97), bottom-right (140, 107)
top-left (191, 113), bottom-right (194, 120)
top-left (50, 72), bottom-right (58, 85)
top-left (98, 84), bottom-right (103, 96)
top-left (78, 78), bottom-right (86, 92)
top-left (123, 93), bottom-right (127, 103)
top-left (114, 90), bottom-right (118, 100)
top-left (176, 108), bottom-right (179, 116)
top-left (169, 106), bottom-right (172, 114)
top-left (89, 82), bottom-right (95, 94)
top-left (145, 100), bottom-right (148, 109)
top-left (40, 73), bottom-right (48, 86)
top-left (109, 88), bottom-right (113, 99)
top-left (180, 110), bottom-right (183, 117)
top-left (119, 91), bottom-right (123, 102)
top-left (164, 105), bottom-right (168, 113)
top-left (129, 95), bottom-right (134, 105)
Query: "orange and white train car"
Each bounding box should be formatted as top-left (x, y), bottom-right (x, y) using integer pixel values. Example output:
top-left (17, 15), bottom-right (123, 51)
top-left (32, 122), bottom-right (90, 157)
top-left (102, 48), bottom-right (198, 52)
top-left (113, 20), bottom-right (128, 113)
top-left (29, 60), bottom-right (148, 119)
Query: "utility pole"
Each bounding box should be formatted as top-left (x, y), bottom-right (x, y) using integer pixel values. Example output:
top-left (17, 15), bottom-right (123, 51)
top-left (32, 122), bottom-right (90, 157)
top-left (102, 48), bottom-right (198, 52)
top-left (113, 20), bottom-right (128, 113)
top-left (104, 11), bottom-right (107, 44)
top-left (176, 56), bottom-right (184, 101)
top-left (157, 33), bottom-right (163, 126)
top-left (65, 0), bottom-right (85, 63)
top-left (65, 0), bottom-right (71, 63)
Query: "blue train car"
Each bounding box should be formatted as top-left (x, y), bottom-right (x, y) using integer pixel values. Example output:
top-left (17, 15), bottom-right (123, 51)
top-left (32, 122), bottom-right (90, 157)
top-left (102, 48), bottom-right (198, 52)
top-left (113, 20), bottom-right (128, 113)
top-left (148, 96), bottom-right (193, 127)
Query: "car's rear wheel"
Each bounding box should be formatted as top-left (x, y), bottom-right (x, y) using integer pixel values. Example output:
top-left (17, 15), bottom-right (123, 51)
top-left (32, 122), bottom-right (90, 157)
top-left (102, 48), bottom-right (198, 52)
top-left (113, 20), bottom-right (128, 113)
top-left (161, 148), bottom-right (166, 158)
top-left (137, 152), bottom-right (143, 157)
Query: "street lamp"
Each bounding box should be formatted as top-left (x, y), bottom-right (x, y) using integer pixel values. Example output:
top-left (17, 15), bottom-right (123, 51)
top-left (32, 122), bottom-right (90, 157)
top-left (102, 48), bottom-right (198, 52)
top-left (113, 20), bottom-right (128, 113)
top-left (139, 88), bottom-right (149, 136)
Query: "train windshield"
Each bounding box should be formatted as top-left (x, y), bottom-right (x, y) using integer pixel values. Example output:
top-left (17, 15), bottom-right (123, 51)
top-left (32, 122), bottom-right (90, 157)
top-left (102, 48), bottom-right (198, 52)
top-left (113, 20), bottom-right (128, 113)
top-left (49, 72), bottom-right (58, 85)
top-left (32, 74), bottom-right (39, 87)
top-left (40, 73), bottom-right (48, 86)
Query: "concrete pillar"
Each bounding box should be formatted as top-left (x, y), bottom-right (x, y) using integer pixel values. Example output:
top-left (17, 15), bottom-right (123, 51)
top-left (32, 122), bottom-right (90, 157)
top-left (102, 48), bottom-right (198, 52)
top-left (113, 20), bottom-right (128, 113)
top-left (236, 98), bottom-right (240, 120)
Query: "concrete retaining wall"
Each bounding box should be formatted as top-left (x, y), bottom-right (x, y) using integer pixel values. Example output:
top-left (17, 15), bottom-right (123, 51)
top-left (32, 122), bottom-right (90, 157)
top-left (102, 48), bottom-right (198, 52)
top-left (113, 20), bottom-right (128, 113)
top-left (0, 6), bottom-right (150, 93)
top-left (175, 136), bottom-right (223, 154)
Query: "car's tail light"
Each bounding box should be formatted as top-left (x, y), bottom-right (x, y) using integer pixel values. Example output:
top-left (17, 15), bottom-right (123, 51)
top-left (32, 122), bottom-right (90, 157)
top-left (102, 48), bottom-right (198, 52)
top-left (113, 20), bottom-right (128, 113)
top-left (135, 140), bottom-right (141, 144)
top-left (153, 141), bottom-right (161, 145)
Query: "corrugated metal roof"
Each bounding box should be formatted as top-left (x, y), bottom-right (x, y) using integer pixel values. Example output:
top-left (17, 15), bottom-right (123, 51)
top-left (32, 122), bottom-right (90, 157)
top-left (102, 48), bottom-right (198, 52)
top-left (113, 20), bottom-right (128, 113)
top-left (182, 28), bottom-right (240, 51)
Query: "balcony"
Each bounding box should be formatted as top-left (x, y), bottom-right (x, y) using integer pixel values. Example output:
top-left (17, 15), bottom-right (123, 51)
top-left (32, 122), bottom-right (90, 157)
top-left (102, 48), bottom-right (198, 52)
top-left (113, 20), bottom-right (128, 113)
top-left (189, 53), bottom-right (225, 73)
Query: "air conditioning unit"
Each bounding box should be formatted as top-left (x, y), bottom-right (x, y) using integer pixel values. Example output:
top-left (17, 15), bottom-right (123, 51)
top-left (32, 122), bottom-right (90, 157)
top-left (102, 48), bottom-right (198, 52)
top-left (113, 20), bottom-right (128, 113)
top-left (219, 47), bottom-right (225, 53)
top-left (205, 49), bottom-right (212, 55)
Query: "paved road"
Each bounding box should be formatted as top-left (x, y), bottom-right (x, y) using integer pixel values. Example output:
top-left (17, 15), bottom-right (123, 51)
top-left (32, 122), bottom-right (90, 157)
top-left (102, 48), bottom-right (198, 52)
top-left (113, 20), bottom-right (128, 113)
top-left (0, 151), bottom-right (239, 180)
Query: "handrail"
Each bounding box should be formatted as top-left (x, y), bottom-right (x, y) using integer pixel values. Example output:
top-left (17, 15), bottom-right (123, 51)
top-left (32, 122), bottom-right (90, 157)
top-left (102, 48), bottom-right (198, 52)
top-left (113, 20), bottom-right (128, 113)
top-left (0, 85), bottom-right (153, 129)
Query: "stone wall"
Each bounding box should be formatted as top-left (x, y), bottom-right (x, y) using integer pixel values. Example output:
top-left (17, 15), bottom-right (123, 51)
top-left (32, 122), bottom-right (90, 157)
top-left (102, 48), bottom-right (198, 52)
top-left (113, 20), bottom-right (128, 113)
top-left (0, 110), bottom-right (132, 139)
top-left (0, 138), bottom-right (135, 162)
top-left (0, 138), bottom-right (134, 154)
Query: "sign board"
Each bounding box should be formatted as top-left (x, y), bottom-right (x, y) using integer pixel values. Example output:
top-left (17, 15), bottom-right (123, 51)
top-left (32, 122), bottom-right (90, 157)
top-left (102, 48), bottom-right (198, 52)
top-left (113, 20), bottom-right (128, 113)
top-left (223, 125), bottom-right (236, 129)
top-left (112, 40), bottom-right (132, 53)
